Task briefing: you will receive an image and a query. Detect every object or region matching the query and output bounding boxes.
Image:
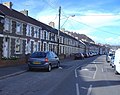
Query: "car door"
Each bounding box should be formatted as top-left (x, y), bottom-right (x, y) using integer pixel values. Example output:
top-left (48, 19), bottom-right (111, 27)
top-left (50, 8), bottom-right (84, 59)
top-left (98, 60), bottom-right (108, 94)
top-left (52, 52), bottom-right (59, 66)
top-left (47, 52), bottom-right (55, 67)
top-left (49, 52), bottom-right (58, 67)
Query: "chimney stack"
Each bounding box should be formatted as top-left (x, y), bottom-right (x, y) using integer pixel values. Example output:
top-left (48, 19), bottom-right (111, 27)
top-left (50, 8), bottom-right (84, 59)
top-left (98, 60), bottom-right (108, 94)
top-left (3, 2), bottom-right (13, 9)
top-left (20, 10), bottom-right (28, 16)
top-left (49, 22), bottom-right (55, 28)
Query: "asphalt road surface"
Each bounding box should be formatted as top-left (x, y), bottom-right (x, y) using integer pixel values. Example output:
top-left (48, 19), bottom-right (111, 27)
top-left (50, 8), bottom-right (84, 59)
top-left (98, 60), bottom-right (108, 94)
top-left (0, 55), bottom-right (120, 95)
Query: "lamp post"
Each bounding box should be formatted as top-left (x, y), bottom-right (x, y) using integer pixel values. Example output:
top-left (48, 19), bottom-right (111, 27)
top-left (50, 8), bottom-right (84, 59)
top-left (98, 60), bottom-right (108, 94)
top-left (61, 14), bottom-right (75, 28)
top-left (57, 6), bottom-right (61, 56)
top-left (57, 6), bottom-right (75, 56)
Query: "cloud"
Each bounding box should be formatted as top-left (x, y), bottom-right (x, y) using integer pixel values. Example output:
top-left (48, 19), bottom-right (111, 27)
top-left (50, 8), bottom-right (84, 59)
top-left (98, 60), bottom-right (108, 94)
top-left (13, 0), bottom-right (120, 45)
top-left (86, 36), bottom-right (120, 45)
top-left (36, 9), bottom-right (120, 35)
top-left (104, 37), bottom-right (120, 45)
top-left (74, 11), bottom-right (120, 27)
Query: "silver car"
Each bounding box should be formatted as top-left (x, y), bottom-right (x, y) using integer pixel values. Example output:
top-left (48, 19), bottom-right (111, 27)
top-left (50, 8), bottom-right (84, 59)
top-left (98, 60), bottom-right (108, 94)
top-left (28, 51), bottom-right (60, 72)
top-left (106, 53), bottom-right (114, 63)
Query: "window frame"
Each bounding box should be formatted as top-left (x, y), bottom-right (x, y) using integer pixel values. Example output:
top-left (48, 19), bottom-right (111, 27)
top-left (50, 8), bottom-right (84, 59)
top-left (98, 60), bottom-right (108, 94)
top-left (16, 21), bottom-right (23, 35)
top-left (15, 38), bottom-right (22, 54)
top-left (4, 18), bottom-right (11, 32)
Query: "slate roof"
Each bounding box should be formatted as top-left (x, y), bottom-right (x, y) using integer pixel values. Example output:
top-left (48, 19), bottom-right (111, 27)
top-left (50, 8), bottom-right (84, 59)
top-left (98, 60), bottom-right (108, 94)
top-left (0, 4), bottom-right (85, 45)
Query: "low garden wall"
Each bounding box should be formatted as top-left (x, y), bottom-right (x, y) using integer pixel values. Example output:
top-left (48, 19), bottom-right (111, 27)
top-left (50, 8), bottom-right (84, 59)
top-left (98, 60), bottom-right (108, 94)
top-left (0, 57), bottom-right (26, 67)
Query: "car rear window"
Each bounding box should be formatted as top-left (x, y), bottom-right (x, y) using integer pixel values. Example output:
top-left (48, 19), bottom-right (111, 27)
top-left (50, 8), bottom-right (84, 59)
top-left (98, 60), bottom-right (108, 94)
top-left (109, 54), bottom-right (113, 56)
top-left (30, 52), bottom-right (46, 58)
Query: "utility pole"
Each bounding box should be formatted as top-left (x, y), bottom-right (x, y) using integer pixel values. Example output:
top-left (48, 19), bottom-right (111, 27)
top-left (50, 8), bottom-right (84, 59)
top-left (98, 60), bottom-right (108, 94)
top-left (57, 6), bottom-right (61, 56)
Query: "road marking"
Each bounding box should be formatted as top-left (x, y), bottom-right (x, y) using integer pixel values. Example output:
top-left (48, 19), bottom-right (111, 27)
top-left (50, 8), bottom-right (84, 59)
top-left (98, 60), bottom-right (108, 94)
top-left (0, 70), bottom-right (27, 80)
top-left (93, 64), bottom-right (97, 79)
top-left (58, 67), bottom-right (63, 69)
top-left (91, 61), bottom-right (104, 64)
top-left (81, 75), bottom-right (93, 79)
top-left (75, 64), bottom-right (86, 78)
top-left (75, 66), bottom-right (81, 78)
top-left (81, 68), bottom-right (89, 71)
top-left (76, 83), bottom-right (80, 95)
top-left (102, 68), bottom-right (104, 72)
top-left (87, 85), bottom-right (92, 95)
top-left (81, 86), bottom-right (87, 89)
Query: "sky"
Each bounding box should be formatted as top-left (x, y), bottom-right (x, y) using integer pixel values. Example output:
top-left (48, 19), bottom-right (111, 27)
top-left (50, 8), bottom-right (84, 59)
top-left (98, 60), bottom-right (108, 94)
top-left (1, 0), bottom-right (120, 45)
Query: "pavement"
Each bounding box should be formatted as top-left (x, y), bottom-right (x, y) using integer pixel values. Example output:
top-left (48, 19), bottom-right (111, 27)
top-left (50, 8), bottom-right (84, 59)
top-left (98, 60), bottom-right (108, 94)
top-left (0, 57), bottom-right (73, 80)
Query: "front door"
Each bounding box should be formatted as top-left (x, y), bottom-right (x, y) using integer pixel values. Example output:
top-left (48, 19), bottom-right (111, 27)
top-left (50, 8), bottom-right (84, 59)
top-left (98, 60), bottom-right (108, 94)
top-left (3, 38), bottom-right (9, 58)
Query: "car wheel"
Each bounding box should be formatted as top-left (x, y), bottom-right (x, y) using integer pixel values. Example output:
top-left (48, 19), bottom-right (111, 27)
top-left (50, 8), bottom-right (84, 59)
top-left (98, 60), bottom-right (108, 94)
top-left (114, 66), bottom-right (119, 75)
top-left (47, 64), bottom-right (52, 72)
top-left (28, 67), bottom-right (32, 71)
top-left (115, 70), bottom-right (118, 75)
top-left (74, 57), bottom-right (76, 60)
top-left (56, 62), bottom-right (60, 68)
top-left (112, 65), bottom-right (114, 68)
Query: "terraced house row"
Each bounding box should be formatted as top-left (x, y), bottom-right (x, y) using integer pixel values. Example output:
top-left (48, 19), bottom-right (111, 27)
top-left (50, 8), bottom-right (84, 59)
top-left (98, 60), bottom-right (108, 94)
top-left (0, 2), bottom-right (108, 66)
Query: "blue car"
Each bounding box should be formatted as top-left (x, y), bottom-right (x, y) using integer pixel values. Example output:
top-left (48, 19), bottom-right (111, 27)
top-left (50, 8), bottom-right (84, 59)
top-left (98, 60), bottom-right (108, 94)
top-left (28, 51), bottom-right (60, 72)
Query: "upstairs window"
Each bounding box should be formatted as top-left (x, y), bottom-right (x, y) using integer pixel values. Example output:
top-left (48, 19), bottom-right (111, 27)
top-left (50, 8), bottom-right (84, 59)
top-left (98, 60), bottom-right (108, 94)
top-left (4, 18), bottom-right (11, 32)
top-left (60, 36), bottom-right (62, 43)
top-left (55, 34), bottom-right (57, 42)
top-left (51, 33), bottom-right (55, 41)
top-left (46, 31), bottom-right (49, 40)
top-left (41, 30), bottom-right (44, 39)
top-left (44, 30), bottom-right (47, 40)
top-left (49, 32), bottom-right (52, 41)
top-left (39, 28), bottom-right (42, 39)
top-left (16, 21), bottom-right (22, 35)
top-left (26, 24), bottom-right (32, 36)
top-left (34, 27), bottom-right (39, 38)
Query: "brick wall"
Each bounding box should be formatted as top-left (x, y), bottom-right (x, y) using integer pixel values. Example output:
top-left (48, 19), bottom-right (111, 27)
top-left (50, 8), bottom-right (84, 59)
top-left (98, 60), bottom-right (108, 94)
top-left (0, 57), bottom-right (27, 67)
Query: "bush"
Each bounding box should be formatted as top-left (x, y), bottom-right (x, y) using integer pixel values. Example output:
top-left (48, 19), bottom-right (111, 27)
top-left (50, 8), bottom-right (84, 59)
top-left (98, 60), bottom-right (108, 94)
top-left (2, 56), bottom-right (19, 60)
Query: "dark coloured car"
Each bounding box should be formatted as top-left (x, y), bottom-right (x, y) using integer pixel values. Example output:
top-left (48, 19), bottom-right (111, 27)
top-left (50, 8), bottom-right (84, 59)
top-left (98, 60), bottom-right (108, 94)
top-left (74, 53), bottom-right (84, 60)
top-left (28, 51), bottom-right (60, 72)
top-left (83, 53), bottom-right (89, 58)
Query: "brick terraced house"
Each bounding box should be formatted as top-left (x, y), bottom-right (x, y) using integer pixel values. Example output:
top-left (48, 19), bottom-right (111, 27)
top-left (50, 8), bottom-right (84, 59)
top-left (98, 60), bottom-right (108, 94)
top-left (0, 2), bottom-right (87, 66)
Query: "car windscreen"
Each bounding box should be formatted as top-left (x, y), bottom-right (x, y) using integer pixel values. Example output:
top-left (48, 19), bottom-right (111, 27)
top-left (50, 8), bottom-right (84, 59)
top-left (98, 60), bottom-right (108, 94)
top-left (30, 52), bottom-right (46, 58)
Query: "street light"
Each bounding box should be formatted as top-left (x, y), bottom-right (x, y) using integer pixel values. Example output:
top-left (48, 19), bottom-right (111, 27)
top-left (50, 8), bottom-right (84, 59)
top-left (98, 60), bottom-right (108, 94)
top-left (57, 6), bottom-right (61, 56)
top-left (61, 15), bottom-right (75, 28)
top-left (57, 6), bottom-right (75, 56)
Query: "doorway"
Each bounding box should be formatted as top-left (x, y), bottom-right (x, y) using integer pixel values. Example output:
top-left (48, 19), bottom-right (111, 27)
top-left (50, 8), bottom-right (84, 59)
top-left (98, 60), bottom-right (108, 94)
top-left (3, 37), bottom-right (9, 58)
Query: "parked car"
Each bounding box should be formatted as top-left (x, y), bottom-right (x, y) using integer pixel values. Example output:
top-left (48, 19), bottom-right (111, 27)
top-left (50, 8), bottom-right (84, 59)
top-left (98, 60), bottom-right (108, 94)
top-left (28, 51), bottom-right (60, 72)
top-left (74, 53), bottom-right (84, 60)
top-left (106, 53), bottom-right (114, 63)
top-left (110, 55), bottom-right (115, 68)
top-left (114, 49), bottom-right (120, 74)
top-left (83, 53), bottom-right (89, 58)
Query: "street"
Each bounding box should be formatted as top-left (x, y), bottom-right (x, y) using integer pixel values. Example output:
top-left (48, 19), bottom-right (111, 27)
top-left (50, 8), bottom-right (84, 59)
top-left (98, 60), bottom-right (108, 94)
top-left (0, 55), bottom-right (120, 95)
